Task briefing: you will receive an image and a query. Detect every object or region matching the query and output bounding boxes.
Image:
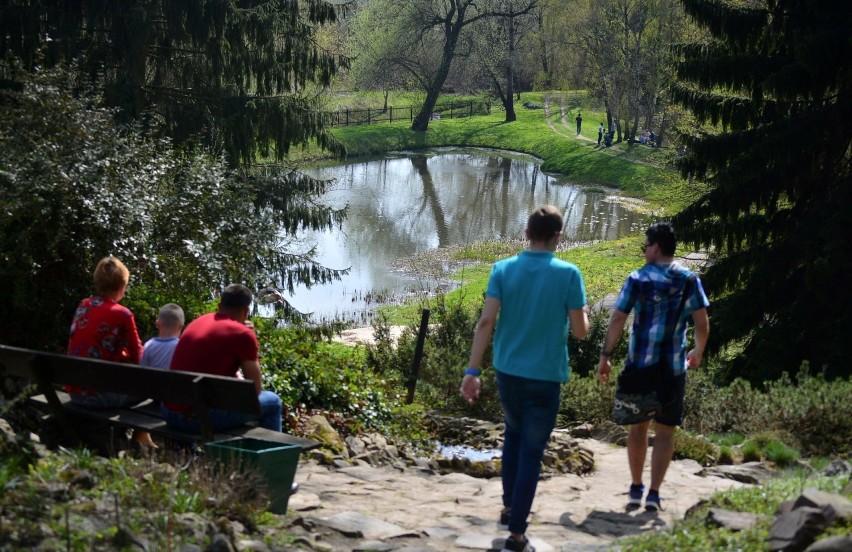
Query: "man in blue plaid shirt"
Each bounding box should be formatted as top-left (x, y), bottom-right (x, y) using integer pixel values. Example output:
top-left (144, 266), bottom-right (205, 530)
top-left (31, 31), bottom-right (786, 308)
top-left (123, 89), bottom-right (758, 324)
top-left (597, 222), bottom-right (710, 512)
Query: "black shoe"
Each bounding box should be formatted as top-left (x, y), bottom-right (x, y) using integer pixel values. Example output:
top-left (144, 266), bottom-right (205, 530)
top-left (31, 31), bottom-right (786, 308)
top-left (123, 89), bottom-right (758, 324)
top-left (502, 535), bottom-right (535, 552)
top-left (498, 510), bottom-right (509, 530)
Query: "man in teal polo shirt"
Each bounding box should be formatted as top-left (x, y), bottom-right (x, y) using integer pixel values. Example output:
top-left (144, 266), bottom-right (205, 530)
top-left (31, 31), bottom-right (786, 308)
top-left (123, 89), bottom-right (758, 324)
top-left (460, 205), bottom-right (589, 552)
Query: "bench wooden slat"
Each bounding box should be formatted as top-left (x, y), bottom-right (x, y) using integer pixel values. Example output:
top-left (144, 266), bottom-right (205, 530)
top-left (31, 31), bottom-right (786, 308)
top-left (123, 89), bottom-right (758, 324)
top-left (31, 392), bottom-right (320, 450)
top-left (1, 344), bottom-right (319, 451)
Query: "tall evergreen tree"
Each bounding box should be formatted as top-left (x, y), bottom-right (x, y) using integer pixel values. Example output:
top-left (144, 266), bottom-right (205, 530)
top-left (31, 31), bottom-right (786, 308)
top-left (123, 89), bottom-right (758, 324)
top-left (0, 1), bottom-right (351, 314)
top-left (0, 0), bottom-right (347, 166)
top-left (671, 0), bottom-right (852, 381)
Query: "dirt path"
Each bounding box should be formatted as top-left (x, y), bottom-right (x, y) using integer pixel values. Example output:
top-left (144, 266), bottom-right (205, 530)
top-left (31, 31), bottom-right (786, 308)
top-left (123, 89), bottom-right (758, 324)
top-left (287, 438), bottom-right (744, 551)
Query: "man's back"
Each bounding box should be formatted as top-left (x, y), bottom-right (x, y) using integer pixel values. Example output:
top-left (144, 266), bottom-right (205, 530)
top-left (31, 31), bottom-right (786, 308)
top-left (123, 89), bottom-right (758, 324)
top-left (489, 250), bottom-right (586, 382)
top-left (616, 262), bottom-right (708, 374)
top-left (169, 312), bottom-right (257, 378)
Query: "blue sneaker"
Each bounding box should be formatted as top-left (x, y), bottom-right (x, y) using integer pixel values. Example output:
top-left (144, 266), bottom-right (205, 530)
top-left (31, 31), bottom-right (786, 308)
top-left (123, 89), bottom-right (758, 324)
top-left (628, 483), bottom-right (644, 508)
top-left (645, 490), bottom-right (662, 511)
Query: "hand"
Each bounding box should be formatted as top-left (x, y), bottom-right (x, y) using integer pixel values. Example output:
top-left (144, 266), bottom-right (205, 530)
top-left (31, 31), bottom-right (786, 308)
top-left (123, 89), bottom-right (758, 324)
top-left (686, 348), bottom-right (703, 369)
top-left (460, 374), bottom-right (481, 405)
top-left (598, 357), bottom-right (612, 383)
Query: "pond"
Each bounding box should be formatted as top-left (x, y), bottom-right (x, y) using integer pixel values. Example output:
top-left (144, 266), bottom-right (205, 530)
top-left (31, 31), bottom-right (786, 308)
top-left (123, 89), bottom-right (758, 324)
top-left (286, 149), bottom-right (644, 323)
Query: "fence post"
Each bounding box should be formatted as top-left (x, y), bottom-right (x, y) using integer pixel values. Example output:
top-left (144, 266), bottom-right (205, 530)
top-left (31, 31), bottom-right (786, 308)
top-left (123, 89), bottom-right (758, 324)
top-left (469, 101), bottom-right (473, 117)
top-left (406, 309), bottom-right (430, 405)
top-left (367, 108), bottom-right (371, 124)
top-left (390, 106), bottom-right (393, 123)
top-left (450, 104), bottom-right (454, 119)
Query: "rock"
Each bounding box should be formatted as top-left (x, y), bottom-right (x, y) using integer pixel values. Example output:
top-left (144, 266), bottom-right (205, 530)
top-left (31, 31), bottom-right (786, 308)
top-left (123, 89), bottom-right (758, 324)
top-left (235, 540), bottom-right (269, 552)
top-left (794, 489), bottom-right (852, 520)
top-left (314, 511), bottom-right (416, 540)
top-left (706, 508), bottom-right (763, 531)
top-left (569, 423), bottom-right (594, 438)
top-left (703, 462), bottom-right (774, 484)
top-left (207, 533), bottom-right (235, 552)
top-left (345, 435), bottom-right (367, 456)
top-left (590, 421), bottom-right (628, 446)
top-left (821, 460), bottom-right (851, 477)
top-left (768, 506), bottom-right (837, 552)
top-left (804, 536), bottom-right (852, 552)
top-left (305, 415), bottom-right (347, 456)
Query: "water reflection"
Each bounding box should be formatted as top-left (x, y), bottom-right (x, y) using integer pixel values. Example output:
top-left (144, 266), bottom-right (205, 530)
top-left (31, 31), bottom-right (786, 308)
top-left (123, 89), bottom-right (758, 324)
top-left (288, 150), bottom-right (643, 322)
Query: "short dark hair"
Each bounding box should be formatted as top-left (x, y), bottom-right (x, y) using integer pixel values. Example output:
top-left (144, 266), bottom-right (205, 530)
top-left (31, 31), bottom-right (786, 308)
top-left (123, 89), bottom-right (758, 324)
top-left (646, 222), bottom-right (677, 256)
top-left (220, 284), bottom-right (253, 308)
top-left (527, 205), bottom-right (564, 242)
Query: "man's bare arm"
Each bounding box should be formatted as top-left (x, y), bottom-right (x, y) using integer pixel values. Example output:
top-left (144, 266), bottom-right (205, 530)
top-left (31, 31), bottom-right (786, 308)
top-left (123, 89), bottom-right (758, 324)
top-left (598, 309), bottom-right (629, 383)
top-left (687, 308), bottom-right (709, 369)
top-left (569, 306), bottom-right (590, 340)
top-left (241, 359), bottom-right (263, 395)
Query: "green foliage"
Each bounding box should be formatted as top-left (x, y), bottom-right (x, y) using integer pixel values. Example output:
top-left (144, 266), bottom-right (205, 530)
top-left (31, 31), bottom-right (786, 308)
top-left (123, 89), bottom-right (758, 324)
top-left (684, 369), bottom-right (852, 457)
top-left (0, 0), bottom-right (345, 166)
top-left (671, 0), bottom-right (852, 380)
top-left (623, 470), bottom-right (851, 551)
top-left (2, 448), bottom-right (270, 549)
top-left (740, 440), bottom-right (762, 463)
top-left (763, 441), bottom-right (799, 468)
top-left (256, 323), bottom-right (395, 432)
top-left (708, 432), bottom-right (746, 447)
top-left (559, 373), bottom-right (614, 426)
top-left (0, 67), bottom-right (345, 349)
top-left (717, 446), bottom-right (735, 465)
top-left (674, 430), bottom-right (719, 466)
top-left (366, 294), bottom-right (503, 420)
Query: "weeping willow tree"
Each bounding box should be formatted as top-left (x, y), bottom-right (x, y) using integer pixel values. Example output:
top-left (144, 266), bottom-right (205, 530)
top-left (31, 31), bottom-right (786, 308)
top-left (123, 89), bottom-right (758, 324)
top-left (0, 1), bottom-right (353, 335)
top-left (671, 0), bottom-right (852, 382)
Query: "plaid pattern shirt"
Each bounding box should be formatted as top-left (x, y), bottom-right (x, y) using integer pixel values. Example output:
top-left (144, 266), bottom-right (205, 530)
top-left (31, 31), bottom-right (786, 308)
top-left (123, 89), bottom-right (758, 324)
top-left (614, 262), bottom-right (710, 375)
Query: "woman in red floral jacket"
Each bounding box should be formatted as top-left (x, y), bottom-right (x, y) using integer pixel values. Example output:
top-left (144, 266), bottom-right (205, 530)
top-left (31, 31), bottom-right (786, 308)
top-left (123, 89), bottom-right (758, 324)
top-left (67, 256), bottom-right (155, 448)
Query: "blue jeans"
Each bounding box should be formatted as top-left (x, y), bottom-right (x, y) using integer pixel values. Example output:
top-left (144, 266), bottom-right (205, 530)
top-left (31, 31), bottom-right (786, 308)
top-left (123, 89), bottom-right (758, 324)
top-left (160, 391), bottom-right (283, 433)
top-left (496, 371), bottom-right (561, 535)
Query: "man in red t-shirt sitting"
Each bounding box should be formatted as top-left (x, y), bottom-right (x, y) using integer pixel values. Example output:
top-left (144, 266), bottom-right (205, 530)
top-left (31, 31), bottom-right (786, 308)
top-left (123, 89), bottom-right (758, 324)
top-left (161, 284), bottom-right (283, 432)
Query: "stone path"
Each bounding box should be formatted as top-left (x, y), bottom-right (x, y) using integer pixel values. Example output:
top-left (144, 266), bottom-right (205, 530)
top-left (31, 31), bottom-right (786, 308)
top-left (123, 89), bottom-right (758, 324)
top-left (287, 438), bottom-right (745, 551)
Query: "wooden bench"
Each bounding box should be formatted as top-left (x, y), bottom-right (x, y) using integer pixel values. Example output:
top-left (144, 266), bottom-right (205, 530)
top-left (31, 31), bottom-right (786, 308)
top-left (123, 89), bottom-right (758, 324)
top-left (0, 344), bottom-right (318, 453)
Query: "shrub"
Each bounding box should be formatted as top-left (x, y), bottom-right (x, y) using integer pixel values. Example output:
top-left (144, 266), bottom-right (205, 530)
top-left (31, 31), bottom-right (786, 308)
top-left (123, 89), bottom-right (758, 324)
top-left (560, 373), bottom-right (615, 425)
top-left (763, 441), bottom-right (800, 468)
top-left (674, 430), bottom-right (718, 466)
top-left (365, 294), bottom-right (503, 420)
top-left (740, 440), bottom-right (762, 463)
top-left (257, 323), bottom-right (395, 433)
top-left (717, 446), bottom-right (735, 465)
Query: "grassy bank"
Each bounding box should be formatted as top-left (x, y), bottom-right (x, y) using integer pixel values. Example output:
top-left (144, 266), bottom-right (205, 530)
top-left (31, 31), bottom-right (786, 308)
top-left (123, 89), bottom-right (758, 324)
top-left (321, 92), bottom-right (697, 213)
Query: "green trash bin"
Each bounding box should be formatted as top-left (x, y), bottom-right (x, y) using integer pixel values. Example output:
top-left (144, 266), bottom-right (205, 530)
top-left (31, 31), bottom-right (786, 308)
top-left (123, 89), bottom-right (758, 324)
top-left (204, 438), bottom-right (301, 514)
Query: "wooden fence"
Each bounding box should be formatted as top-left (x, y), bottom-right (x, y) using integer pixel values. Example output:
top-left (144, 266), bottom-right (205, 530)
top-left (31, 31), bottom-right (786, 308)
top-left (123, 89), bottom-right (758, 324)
top-left (325, 100), bottom-right (491, 127)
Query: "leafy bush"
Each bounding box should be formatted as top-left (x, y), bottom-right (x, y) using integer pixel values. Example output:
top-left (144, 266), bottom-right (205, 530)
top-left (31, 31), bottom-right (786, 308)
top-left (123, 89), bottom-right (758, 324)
top-left (560, 373), bottom-right (615, 425)
top-left (674, 430), bottom-right (718, 466)
top-left (366, 295), bottom-right (503, 420)
top-left (0, 65), bottom-right (345, 349)
top-left (684, 368), bottom-right (852, 457)
top-left (256, 323), bottom-right (395, 433)
top-left (717, 446), bottom-right (735, 465)
top-left (763, 441), bottom-right (799, 468)
top-left (740, 441), bottom-right (762, 463)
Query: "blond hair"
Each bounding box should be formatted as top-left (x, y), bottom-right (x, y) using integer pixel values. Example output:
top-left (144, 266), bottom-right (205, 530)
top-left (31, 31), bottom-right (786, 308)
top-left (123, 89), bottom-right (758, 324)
top-left (93, 256), bottom-right (129, 296)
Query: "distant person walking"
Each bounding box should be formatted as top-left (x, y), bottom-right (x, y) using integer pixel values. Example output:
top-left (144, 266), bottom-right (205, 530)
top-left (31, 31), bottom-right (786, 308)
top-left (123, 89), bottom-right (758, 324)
top-left (597, 123), bottom-right (604, 146)
top-left (461, 205), bottom-right (590, 552)
top-left (576, 112), bottom-right (583, 134)
top-left (598, 222), bottom-right (710, 512)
